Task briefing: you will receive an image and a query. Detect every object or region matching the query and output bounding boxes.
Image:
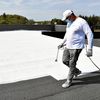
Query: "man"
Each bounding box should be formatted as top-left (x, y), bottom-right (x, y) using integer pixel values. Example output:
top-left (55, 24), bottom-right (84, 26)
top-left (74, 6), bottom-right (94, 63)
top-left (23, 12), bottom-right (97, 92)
top-left (58, 10), bottom-right (93, 88)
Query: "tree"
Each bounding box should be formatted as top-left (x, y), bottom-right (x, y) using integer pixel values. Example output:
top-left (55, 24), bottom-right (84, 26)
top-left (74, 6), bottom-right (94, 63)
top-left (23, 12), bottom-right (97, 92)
top-left (51, 18), bottom-right (64, 25)
top-left (27, 19), bottom-right (35, 25)
top-left (3, 13), bottom-right (6, 19)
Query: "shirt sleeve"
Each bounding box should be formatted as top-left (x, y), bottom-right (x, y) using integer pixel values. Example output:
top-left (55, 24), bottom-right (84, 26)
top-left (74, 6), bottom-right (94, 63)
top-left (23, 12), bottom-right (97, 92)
top-left (83, 22), bottom-right (94, 49)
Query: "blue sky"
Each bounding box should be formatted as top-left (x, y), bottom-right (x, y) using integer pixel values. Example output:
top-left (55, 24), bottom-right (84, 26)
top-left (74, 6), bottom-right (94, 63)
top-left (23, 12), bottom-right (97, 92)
top-left (0, 0), bottom-right (100, 21)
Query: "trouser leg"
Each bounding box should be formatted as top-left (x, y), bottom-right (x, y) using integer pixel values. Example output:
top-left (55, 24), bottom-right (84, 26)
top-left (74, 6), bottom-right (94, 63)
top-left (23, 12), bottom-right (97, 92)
top-left (62, 48), bottom-right (82, 80)
top-left (62, 48), bottom-right (70, 67)
top-left (67, 49), bottom-right (82, 81)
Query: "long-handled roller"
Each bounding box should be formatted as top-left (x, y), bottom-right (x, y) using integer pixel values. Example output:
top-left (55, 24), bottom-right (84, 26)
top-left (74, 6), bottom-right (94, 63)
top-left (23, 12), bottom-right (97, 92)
top-left (55, 48), bottom-right (59, 62)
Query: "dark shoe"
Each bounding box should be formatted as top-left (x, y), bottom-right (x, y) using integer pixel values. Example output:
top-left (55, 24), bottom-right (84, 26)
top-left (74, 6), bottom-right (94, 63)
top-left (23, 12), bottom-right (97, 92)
top-left (62, 80), bottom-right (72, 88)
top-left (74, 70), bottom-right (81, 77)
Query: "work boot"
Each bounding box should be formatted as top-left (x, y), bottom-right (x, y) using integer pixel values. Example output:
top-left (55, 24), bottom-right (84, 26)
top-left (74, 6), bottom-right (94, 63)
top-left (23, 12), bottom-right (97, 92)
top-left (62, 80), bottom-right (72, 88)
top-left (74, 70), bottom-right (81, 77)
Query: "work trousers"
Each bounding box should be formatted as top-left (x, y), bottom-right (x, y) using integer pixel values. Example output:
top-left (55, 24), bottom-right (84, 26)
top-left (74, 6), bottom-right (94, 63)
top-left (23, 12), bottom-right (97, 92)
top-left (62, 48), bottom-right (82, 81)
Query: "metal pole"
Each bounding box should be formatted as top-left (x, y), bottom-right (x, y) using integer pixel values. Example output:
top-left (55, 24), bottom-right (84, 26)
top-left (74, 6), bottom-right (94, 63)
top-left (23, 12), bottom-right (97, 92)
top-left (55, 48), bottom-right (59, 62)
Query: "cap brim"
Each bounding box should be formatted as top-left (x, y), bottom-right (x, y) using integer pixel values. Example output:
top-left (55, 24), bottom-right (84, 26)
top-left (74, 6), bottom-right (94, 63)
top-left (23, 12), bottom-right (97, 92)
top-left (62, 16), bottom-right (66, 21)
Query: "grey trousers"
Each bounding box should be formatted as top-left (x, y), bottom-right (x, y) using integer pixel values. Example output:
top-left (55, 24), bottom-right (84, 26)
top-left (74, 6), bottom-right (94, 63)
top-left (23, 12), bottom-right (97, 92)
top-left (62, 48), bottom-right (82, 81)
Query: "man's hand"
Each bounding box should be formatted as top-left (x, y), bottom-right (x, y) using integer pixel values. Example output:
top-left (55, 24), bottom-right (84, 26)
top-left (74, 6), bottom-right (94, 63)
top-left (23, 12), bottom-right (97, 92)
top-left (86, 49), bottom-right (93, 57)
top-left (58, 43), bottom-right (64, 49)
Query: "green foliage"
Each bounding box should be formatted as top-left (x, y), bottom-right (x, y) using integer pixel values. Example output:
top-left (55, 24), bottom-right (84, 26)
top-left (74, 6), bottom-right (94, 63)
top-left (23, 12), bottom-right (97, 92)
top-left (35, 20), bottom-right (51, 25)
top-left (26, 19), bottom-right (35, 25)
top-left (51, 18), bottom-right (64, 25)
top-left (0, 13), bottom-right (28, 25)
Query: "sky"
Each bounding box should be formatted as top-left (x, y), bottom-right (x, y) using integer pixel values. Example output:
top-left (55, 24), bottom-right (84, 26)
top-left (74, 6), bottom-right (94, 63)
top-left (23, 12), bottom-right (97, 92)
top-left (0, 0), bottom-right (100, 21)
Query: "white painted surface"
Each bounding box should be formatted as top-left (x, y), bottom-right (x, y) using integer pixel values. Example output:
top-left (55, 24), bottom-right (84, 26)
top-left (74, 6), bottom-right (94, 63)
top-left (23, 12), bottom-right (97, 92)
top-left (0, 30), bottom-right (99, 84)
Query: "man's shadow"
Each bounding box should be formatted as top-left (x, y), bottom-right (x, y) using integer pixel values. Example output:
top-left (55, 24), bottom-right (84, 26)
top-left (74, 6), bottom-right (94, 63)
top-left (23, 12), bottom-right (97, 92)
top-left (73, 71), bottom-right (100, 86)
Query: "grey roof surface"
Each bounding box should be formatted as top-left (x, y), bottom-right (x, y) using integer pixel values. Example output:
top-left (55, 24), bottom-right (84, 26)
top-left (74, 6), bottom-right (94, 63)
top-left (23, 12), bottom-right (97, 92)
top-left (0, 39), bottom-right (100, 100)
top-left (0, 71), bottom-right (100, 100)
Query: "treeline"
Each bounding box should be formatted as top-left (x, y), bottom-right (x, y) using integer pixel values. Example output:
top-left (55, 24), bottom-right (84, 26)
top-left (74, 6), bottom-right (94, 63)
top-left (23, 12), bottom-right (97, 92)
top-left (0, 13), bottom-right (28, 24)
top-left (50, 15), bottom-right (100, 30)
top-left (0, 13), bottom-right (100, 29)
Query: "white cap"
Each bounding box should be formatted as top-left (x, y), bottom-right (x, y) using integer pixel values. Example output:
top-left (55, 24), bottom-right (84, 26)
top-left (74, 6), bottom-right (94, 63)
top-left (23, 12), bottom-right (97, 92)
top-left (62, 10), bottom-right (73, 21)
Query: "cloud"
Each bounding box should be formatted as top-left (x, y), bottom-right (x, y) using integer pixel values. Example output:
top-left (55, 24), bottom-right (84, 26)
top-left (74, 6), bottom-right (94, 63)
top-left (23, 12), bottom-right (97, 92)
top-left (0, 0), bottom-right (74, 20)
top-left (0, 0), bottom-right (23, 7)
top-left (0, 0), bottom-right (11, 6)
top-left (0, 0), bottom-right (99, 21)
top-left (13, 0), bottom-right (24, 5)
top-left (40, 0), bottom-right (73, 6)
top-left (0, 0), bottom-right (73, 9)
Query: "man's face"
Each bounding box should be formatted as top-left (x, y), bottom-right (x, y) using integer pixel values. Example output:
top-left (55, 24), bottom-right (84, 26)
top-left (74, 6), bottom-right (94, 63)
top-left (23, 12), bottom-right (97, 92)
top-left (66, 15), bottom-right (72, 21)
top-left (66, 15), bottom-right (75, 22)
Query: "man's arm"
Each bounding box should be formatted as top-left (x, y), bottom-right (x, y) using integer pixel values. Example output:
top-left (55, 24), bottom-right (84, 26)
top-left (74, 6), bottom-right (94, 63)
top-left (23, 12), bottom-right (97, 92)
top-left (83, 22), bottom-right (94, 57)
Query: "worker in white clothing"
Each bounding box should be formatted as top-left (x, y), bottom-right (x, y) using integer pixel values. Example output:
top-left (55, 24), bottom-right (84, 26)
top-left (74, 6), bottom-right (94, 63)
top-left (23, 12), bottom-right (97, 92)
top-left (58, 9), bottom-right (93, 88)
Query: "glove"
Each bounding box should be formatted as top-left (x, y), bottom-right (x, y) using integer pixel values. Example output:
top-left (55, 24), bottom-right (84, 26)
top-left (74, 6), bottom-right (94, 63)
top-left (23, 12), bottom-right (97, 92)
top-left (86, 49), bottom-right (93, 57)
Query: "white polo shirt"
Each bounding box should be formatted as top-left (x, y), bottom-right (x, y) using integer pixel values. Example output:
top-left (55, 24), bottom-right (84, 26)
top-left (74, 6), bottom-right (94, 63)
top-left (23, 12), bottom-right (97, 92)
top-left (64, 17), bottom-right (93, 49)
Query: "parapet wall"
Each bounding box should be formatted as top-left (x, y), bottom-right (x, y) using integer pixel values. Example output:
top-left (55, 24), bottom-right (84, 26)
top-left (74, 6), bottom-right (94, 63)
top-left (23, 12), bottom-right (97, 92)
top-left (0, 24), bottom-right (55, 31)
top-left (0, 24), bottom-right (99, 38)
